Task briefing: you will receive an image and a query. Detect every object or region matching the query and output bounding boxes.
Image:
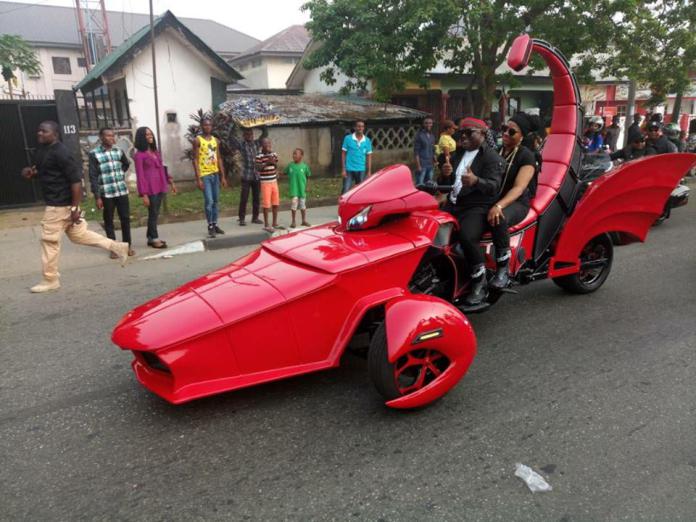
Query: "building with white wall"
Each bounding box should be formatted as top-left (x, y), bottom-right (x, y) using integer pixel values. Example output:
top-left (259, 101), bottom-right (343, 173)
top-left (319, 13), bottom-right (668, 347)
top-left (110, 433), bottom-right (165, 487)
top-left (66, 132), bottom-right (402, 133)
top-left (0, 0), bottom-right (257, 98)
top-left (75, 11), bottom-right (242, 179)
top-left (229, 25), bottom-right (310, 90)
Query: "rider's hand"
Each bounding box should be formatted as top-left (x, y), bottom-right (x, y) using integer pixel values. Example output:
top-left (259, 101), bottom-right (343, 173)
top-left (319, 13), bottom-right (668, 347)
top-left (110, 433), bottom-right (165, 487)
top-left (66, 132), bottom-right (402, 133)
top-left (461, 168), bottom-right (478, 187)
top-left (488, 204), bottom-right (504, 226)
top-left (21, 166), bottom-right (37, 179)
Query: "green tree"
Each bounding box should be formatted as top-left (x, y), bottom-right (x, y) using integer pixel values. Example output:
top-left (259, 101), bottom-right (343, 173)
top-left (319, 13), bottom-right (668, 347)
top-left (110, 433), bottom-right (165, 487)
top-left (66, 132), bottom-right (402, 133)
top-left (601, 0), bottom-right (696, 119)
top-left (303, 0), bottom-right (618, 116)
top-left (0, 34), bottom-right (41, 99)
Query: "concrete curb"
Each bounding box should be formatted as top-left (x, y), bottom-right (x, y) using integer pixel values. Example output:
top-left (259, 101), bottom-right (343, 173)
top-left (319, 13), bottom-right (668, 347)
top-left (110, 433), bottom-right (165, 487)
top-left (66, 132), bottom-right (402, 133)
top-left (203, 231), bottom-right (269, 250)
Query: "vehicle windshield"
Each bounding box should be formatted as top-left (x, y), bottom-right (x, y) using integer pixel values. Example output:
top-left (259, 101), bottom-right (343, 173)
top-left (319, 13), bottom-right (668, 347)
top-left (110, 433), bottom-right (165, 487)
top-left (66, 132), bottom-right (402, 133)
top-left (579, 151), bottom-right (613, 182)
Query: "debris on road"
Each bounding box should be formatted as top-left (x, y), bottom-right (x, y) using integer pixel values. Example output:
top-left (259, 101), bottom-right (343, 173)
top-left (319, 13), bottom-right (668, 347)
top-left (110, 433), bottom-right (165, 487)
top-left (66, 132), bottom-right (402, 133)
top-left (514, 463), bottom-right (553, 493)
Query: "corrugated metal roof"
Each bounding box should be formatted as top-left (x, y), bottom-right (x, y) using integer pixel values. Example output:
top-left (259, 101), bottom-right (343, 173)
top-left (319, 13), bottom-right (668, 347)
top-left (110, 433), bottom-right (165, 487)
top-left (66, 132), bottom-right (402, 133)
top-left (224, 93), bottom-right (427, 126)
top-left (230, 25), bottom-right (310, 63)
top-left (75, 11), bottom-right (242, 92)
top-left (0, 1), bottom-right (259, 55)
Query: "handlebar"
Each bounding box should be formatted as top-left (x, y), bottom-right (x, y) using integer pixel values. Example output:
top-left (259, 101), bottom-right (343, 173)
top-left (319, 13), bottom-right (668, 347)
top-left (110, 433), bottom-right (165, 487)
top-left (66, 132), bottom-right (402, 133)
top-left (416, 182), bottom-right (452, 195)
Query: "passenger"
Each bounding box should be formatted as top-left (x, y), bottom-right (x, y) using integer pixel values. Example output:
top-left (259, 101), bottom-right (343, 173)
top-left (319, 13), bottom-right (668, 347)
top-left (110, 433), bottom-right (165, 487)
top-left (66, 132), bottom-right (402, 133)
top-left (487, 112), bottom-right (542, 290)
top-left (645, 121), bottom-right (677, 154)
top-left (439, 117), bottom-right (504, 307)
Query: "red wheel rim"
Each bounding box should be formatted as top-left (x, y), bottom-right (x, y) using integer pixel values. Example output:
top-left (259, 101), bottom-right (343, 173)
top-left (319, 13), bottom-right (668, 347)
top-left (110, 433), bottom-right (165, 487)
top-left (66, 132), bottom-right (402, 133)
top-left (394, 349), bottom-right (450, 395)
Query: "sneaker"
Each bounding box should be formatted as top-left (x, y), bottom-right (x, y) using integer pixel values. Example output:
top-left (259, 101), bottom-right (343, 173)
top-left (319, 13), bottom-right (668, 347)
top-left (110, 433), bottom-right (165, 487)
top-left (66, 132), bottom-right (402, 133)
top-left (251, 218), bottom-right (263, 225)
top-left (214, 225), bottom-right (225, 235)
top-left (30, 279), bottom-right (61, 293)
top-left (208, 225), bottom-right (216, 238)
top-left (112, 242), bottom-right (129, 267)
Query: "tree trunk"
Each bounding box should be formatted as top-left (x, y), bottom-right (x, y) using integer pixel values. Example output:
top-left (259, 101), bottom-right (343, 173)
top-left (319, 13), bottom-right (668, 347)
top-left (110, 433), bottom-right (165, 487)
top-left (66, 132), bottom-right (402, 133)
top-left (623, 80), bottom-right (636, 148)
top-left (671, 89), bottom-right (683, 122)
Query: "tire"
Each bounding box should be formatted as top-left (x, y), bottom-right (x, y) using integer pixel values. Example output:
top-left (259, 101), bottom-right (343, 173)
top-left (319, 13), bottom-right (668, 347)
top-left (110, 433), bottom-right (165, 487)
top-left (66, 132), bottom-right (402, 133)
top-left (552, 233), bottom-right (613, 294)
top-left (368, 323), bottom-right (450, 402)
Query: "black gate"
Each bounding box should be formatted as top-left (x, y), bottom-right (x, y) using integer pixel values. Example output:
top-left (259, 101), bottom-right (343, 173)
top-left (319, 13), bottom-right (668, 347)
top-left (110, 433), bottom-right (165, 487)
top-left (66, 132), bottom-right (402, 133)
top-left (0, 99), bottom-right (58, 208)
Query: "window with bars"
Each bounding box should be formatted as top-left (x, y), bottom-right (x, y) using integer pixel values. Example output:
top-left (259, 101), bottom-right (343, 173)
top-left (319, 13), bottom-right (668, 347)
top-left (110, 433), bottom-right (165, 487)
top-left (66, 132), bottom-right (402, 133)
top-left (52, 57), bottom-right (71, 75)
top-left (365, 125), bottom-right (419, 151)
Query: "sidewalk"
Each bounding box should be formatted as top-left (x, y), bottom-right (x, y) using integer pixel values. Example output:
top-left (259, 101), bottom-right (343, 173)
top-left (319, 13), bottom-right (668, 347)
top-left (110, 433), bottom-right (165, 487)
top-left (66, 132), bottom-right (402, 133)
top-left (0, 204), bottom-right (339, 280)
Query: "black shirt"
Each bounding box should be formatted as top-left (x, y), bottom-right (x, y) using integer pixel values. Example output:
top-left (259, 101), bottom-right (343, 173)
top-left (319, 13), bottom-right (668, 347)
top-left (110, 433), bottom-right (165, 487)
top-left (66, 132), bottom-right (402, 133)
top-left (610, 146), bottom-right (655, 162)
top-left (34, 141), bottom-right (82, 206)
top-left (499, 145), bottom-right (537, 207)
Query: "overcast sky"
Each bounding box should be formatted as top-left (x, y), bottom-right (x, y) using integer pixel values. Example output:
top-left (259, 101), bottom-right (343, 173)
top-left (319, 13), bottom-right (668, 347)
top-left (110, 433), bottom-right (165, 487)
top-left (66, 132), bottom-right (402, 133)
top-left (3, 0), bottom-right (311, 40)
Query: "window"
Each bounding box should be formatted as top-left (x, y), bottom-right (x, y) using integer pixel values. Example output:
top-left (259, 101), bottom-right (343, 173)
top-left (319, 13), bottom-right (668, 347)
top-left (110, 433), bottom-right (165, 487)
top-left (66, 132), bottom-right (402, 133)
top-left (166, 112), bottom-right (177, 123)
top-left (52, 56), bottom-right (71, 75)
top-left (77, 57), bottom-right (87, 68)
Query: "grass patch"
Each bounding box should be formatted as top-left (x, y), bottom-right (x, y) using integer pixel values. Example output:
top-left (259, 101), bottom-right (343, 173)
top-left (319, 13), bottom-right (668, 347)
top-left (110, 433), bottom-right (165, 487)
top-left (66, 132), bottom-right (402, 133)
top-left (83, 176), bottom-right (343, 222)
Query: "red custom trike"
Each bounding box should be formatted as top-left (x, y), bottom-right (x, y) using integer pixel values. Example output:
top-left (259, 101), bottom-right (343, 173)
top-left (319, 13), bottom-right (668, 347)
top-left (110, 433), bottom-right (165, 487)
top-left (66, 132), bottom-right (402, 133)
top-left (112, 35), bottom-right (695, 409)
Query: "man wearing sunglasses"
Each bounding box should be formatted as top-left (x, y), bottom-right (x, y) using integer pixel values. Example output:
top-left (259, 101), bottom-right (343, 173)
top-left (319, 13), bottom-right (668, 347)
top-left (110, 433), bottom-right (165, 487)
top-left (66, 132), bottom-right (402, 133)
top-left (440, 117), bottom-right (504, 307)
top-left (610, 135), bottom-right (655, 163)
top-left (646, 121), bottom-right (677, 154)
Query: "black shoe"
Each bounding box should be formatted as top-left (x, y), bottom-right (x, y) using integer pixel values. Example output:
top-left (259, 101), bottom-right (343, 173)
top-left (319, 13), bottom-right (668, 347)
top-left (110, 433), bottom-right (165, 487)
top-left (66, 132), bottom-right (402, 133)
top-left (464, 265), bottom-right (488, 306)
top-left (238, 219), bottom-right (247, 226)
top-left (251, 218), bottom-right (263, 225)
top-left (207, 225), bottom-right (216, 238)
top-left (490, 252), bottom-right (511, 290)
top-left (214, 225), bottom-right (225, 235)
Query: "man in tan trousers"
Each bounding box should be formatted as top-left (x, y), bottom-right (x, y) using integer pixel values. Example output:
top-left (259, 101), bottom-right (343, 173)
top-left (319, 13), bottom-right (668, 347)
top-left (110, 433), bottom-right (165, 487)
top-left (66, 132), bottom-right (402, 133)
top-left (22, 121), bottom-right (129, 293)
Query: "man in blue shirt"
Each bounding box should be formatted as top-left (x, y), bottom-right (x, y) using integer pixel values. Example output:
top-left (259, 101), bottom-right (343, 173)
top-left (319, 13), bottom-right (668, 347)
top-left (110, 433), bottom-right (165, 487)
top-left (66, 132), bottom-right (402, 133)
top-left (341, 120), bottom-right (373, 193)
top-left (413, 116), bottom-right (435, 185)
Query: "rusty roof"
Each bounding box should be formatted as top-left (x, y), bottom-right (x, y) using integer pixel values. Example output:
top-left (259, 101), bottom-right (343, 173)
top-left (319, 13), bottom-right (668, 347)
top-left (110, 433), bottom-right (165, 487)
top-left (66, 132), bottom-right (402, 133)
top-left (224, 93), bottom-right (428, 126)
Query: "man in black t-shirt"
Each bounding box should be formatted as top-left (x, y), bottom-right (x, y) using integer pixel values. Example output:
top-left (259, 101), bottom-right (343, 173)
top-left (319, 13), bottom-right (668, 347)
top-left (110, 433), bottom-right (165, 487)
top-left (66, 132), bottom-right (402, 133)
top-left (610, 135), bottom-right (655, 163)
top-left (22, 121), bottom-right (129, 293)
top-left (645, 121), bottom-right (677, 154)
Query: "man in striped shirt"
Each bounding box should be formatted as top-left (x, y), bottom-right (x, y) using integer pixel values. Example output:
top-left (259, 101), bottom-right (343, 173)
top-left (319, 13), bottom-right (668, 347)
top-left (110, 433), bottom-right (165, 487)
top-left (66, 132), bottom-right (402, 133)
top-left (255, 137), bottom-right (283, 232)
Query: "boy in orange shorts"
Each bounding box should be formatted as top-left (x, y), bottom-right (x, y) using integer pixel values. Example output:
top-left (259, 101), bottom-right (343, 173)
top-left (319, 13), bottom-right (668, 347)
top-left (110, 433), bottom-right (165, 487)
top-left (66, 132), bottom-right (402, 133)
top-left (255, 137), bottom-right (282, 232)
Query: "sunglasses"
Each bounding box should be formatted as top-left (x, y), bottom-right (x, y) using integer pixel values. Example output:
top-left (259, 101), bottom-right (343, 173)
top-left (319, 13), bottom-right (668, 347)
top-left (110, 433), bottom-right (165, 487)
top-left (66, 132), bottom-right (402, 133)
top-left (648, 127), bottom-right (660, 131)
top-left (461, 128), bottom-right (481, 137)
top-left (500, 125), bottom-right (518, 137)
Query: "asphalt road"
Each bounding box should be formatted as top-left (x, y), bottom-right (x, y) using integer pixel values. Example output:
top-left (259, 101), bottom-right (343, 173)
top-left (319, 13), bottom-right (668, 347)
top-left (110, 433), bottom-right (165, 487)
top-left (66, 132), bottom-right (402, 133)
top-left (1, 202), bottom-right (695, 521)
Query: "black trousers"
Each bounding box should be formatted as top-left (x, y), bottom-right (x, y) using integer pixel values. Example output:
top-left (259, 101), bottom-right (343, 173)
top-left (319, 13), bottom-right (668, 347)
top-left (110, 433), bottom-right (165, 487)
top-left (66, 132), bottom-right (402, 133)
top-left (146, 193), bottom-right (163, 241)
top-left (489, 200), bottom-right (529, 254)
top-left (239, 179), bottom-right (260, 221)
top-left (451, 201), bottom-right (530, 270)
top-left (102, 194), bottom-right (131, 245)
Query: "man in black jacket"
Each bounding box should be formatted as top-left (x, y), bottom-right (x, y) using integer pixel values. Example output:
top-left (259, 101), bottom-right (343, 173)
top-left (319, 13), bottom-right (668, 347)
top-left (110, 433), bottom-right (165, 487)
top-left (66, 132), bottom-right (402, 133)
top-left (440, 117), bottom-right (504, 306)
top-left (610, 134), bottom-right (655, 162)
top-left (646, 121), bottom-right (677, 154)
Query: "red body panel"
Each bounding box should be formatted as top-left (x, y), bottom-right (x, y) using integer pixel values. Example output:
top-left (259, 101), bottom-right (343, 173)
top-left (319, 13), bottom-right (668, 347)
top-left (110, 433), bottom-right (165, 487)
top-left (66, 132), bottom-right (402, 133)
top-left (550, 153), bottom-right (696, 276)
top-left (382, 295), bottom-right (477, 409)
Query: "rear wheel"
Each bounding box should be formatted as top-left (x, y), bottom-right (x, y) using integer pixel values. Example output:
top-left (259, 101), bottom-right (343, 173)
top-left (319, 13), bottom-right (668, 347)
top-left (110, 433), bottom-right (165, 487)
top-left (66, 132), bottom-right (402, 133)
top-left (368, 324), bottom-right (450, 401)
top-left (553, 233), bottom-right (613, 294)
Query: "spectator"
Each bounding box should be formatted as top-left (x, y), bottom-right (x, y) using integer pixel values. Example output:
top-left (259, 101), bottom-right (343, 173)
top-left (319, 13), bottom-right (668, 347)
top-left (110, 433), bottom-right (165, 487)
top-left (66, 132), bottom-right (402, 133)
top-left (645, 121), bottom-right (677, 154)
top-left (610, 134), bottom-right (655, 162)
top-left (22, 121), bottom-right (129, 293)
top-left (436, 119), bottom-right (457, 168)
top-left (133, 126), bottom-right (177, 249)
top-left (284, 148), bottom-right (311, 228)
top-left (89, 127), bottom-right (134, 257)
top-left (229, 126), bottom-right (267, 226)
top-left (627, 113), bottom-right (643, 143)
top-left (604, 115), bottom-right (621, 151)
top-left (583, 115), bottom-right (604, 152)
top-left (193, 117), bottom-right (227, 238)
top-left (664, 123), bottom-right (684, 152)
top-left (686, 119), bottom-right (696, 154)
top-left (341, 120), bottom-right (373, 193)
top-left (413, 116), bottom-right (436, 185)
top-left (255, 137), bottom-right (282, 232)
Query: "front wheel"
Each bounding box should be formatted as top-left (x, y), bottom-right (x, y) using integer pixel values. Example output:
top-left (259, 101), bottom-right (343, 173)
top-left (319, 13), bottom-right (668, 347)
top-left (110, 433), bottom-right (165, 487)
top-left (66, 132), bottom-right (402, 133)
top-left (368, 324), bottom-right (450, 403)
top-left (552, 233), bottom-right (613, 294)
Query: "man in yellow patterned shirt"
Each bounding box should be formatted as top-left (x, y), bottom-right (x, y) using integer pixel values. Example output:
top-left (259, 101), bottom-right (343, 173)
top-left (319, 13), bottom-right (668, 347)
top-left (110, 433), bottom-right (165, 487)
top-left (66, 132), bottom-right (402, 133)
top-left (193, 117), bottom-right (228, 238)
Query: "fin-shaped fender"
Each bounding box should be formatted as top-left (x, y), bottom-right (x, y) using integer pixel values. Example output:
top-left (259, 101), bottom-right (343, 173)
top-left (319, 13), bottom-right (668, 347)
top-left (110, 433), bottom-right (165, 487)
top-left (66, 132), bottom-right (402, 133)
top-left (383, 294), bottom-right (476, 409)
top-left (550, 153), bottom-right (696, 277)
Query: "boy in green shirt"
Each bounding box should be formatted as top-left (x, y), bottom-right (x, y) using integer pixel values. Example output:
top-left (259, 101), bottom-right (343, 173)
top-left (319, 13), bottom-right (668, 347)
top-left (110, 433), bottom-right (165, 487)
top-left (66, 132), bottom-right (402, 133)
top-left (284, 148), bottom-right (311, 228)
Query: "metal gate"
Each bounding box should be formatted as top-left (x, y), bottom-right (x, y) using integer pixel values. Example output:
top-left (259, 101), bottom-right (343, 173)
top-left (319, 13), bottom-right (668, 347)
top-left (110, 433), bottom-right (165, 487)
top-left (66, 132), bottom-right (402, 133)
top-left (0, 99), bottom-right (58, 208)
